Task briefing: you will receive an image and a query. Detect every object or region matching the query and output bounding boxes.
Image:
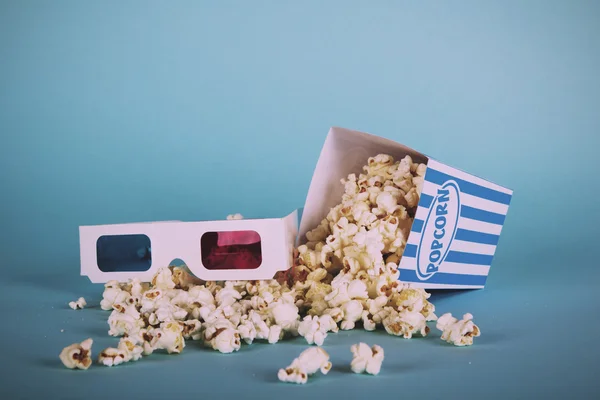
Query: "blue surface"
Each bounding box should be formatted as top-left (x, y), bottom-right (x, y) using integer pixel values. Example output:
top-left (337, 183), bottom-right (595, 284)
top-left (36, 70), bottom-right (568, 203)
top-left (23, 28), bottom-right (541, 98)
top-left (1, 1), bottom-right (599, 399)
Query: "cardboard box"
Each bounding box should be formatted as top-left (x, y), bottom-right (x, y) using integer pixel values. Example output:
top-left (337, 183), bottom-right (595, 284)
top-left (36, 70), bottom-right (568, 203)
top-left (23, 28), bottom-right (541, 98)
top-left (298, 127), bottom-right (513, 289)
top-left (79, 126), bottom-right (512, 289)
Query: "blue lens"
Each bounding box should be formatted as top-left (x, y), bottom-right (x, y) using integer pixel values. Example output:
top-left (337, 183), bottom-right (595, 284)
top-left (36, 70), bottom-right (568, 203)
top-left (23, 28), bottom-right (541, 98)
top-left (96, 234), bottom-right (152, 272)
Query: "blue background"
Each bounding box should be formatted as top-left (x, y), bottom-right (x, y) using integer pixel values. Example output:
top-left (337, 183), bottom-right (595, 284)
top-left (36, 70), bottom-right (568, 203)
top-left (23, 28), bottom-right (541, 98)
top-left (1, 1), bottom-right (599, 399)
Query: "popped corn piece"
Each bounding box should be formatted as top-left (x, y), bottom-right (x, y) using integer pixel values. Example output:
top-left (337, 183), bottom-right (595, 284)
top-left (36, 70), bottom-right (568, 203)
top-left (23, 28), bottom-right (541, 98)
top-left (198, 303), bottom-right (218, 323)
top-left (140, 289), bottom-right (165, 313)
top-left (390, 287), bottom-right (437, 321)
top-left (108, 309), bottom-right (144, 337)
top-left (353, 205), bottom-right (377, 227)
top-left (100, 283), bottom-right (129, 311)
top-left (278, 367), bottom-right (308, 384)
top-left (413, 176), bottom-right (424, 195)
top-left (168, 289), bottom-right (191, 308)
top-left (352, 228), bottom-right (385, 261)
top-left (226, 213), bottom-right (244, 220)
top-left (170, 266), bottom-right (199, 290)
top-left (69, 297), bottom-right (87, 310)
top-left (361, 310), bottom-right (377, 331)
top-left (204, 322), bottom-right (241, 353)
top-left (360, 295), bottom-right (388, 330)
top-left (126, 277), bottom-right (149, 297)
top-left (415, 163), bottom-right (427, 177)
top-left (306, 218), bottom-right (330, 243)
top-left (59, 338), bottom-right (93, 370)
top-left (248, 310), bottom-right (270, 340)
top-left (364, 154), bottom-right (394, 177)
top-left (238, 318), bottom-right (258, 345)
top-left (222, 305), bottom-right (243, 327)
top-left (187, 285), bottom-right (215, 306)
top-left (347, 279), bottom-right (369, 300)
top-left (297, 245), bottom-right (322, 271)
top-left (151, 267), bottom-right (176, 290)
top-left (296, 346), bottom-right (333, 375)
top-left (125, 294), bottom-right (141, 308)
top-left (383, 309), bottom-right (430, 339)
top-left (297, 316), bottom-right (325, 346)
top-left (180, 319), bottom-right (203, 340)
top-left (305, 282), bottom-right (332, 310)
top-left (297, 315), bottom-right (337, 346)
top-left (278, 347), bottom-right (332, 384)
top-left (279, 288), bottom-right (300, 305)
top-left (112, 302), bottom-right (141, 319)
top-left (152, 321), bottom-right (185, 354)
top-left (404, 187), bottom-right (419, 209)
top-left (396, 155), bottom-right (413, 177)
top-left (318, 314), bottom-right (339, 333)
top-left (374, 192), bottom-right (400, 215)
top-left (98, 347), bottom-right (126, 367)
top-left (269, 301), bottom-right (300, 332)
top-left (324, 285), bottom-right (351, 308)
top-left (350, 343), bottom-right (384, 375)
top-left (372, 306), bottom-right (394, 325)
top-left (215, 281), bottom-right (243, 307)
top-left (154, 300), bottom-right (188, 323)
top-left (117, 337), bottom-right (144, 362)
top-left (436, 313), bottom-right (481, 347)
top-left (323, 307), bottom-right (344, 324)
top-left (130, 327), bottom-right (158, 356)
top-left (373, 274), bottom-right (401, 298)
top-left (268, 325), bottom-right (284, 344)
top-left (203, 318), bottom-right (235, 341)
top-left (340, 300), bottom-right (364, 330)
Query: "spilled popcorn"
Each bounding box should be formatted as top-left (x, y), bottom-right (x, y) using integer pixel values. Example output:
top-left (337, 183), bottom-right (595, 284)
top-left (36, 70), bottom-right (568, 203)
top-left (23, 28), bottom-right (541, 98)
top-left (350, 342), bottom-right (384, 375)
top-left (278, 347), bottom-right (332, 384)
top-left (59, 338), bottom-right (93, 370)
top-left (60, 153), bottom-right (481, 371)
top-left (436, 313), bottom-right (481, 347)
top-left (69, 297), bottom-right (87, 310)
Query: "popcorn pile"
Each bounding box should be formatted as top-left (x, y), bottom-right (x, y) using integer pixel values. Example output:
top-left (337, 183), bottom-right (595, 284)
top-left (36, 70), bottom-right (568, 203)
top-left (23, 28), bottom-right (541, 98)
top-left (60, 153), bottom-right (481, 371)
top-left (288, 154), bottom-right (436, 339)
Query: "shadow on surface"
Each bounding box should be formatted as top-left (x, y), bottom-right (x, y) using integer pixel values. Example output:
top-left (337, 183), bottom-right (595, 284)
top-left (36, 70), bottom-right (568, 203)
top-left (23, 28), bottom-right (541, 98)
top-left (41, 358), bottom-right (69, 370)
top-left (261, 367), bottom-right (334, 384)
top-left (428, 289), bottom-right (472, 302)
top-left (332, 363), bottom-right (351, 374)
top-left (434, 331), bottom-right (506, 348)
top-left (261, 369), bottom-right (281, 383)
top-left (475, 332), bottom-right (507, 346)
top-left (387, 358), bottom-right (436, 374)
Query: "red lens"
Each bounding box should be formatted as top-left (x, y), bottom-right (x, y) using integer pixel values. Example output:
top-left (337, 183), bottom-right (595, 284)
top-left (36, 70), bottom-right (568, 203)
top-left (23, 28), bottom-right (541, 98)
top-left (201, 231), bottom-right (262, 270)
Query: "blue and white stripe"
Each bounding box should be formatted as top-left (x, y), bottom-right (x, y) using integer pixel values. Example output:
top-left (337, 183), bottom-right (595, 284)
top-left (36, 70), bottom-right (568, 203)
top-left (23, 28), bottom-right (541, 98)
top-left (398, 159), bottom-right (513, 289)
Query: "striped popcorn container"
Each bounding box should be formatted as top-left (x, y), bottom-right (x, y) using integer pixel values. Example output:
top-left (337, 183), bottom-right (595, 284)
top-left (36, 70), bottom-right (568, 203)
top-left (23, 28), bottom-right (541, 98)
top-left (298, 127), bottom-right (513, 290)
top-left (399, 159), bottom-right (512, 289)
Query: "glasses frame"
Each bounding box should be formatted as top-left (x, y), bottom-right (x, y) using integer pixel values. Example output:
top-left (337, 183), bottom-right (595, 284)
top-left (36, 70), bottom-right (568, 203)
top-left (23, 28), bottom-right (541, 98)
top-left (79, 210), bottom-right (299, 283)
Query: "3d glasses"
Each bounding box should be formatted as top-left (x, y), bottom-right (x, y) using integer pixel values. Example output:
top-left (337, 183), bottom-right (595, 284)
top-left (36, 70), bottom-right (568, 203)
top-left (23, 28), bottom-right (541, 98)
top-left (79, 210), bottom-right (299, 283)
